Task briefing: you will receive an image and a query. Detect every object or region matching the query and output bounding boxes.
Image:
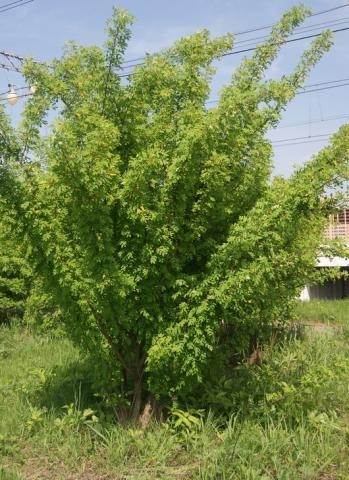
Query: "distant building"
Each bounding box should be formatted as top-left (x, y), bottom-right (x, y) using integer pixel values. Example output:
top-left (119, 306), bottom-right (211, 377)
top-left (324, 209), bottom-right (349, 242)
top-left (300, 208), bottom-right (349, 300)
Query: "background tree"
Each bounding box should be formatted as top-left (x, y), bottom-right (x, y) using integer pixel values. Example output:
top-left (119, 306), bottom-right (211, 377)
top-left (0, 5), bottom-right (348, 419)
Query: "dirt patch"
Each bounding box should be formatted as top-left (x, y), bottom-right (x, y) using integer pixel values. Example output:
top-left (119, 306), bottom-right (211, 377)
top-left (20, 459), bottom-right (115, 480)
top-left (306, 322), bottom-right (335, 333)
top-left (20, 458), bottom-right (193, 480)
top-left (301, 322), bottom-right (342, 334)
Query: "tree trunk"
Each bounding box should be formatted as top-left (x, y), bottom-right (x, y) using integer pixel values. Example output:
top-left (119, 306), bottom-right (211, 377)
top-left (131, 375), bottom-right (143, 424)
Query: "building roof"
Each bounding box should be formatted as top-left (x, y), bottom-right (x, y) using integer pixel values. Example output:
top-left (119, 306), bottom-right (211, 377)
top-left (317, 255), bottom-right (349, 267)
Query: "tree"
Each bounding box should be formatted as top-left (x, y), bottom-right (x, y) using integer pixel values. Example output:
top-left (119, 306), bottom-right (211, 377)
top-left (0, 5), bottom-right (348, 419)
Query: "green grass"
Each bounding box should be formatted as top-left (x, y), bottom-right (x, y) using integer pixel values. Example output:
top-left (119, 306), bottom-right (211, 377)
top-left (295, 298), bottom-right (349, 325)
top-left (0, 470), bottom-right (21, 480)
top-left (1, 303), bottom-right (349, 479)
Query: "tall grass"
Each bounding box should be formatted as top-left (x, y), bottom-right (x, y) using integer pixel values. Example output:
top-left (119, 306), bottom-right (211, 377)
top-left (1, 302), bottom-right (349, 479)
top-left (295, 298), bottom-right (349, 325)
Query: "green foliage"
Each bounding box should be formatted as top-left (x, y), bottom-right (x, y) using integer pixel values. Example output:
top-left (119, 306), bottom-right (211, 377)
top-left (201, 332), bottom-right (349, 421)
top-left (25, 405), bottom-right (47, 433)
top-left (0, 209), bottom-right (30, 324)
top-left (54, 403), bottom-right (99, 432)
top-left (0, 5), bottom-right (349, 413)
top-left (23, 278), bottom-right (63, 334)
top-left (167, 407), bottom-right (205, 444)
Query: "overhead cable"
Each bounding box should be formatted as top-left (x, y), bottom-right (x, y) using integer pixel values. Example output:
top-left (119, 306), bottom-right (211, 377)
top-left (118, 26), bottom-right (349, 77)
top-left (278, 113), bottom-right (349, 129)
top-left (121, 2), bottom-right (349, 66)
top-left (272, 132), bottom-right (333, 143)
top-left (0, 0), bottom-right (34, 14)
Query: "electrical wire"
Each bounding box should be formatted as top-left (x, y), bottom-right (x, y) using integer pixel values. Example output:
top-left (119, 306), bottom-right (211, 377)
top-left (278, 113), bottom-right (349, 129)
top-left (0, 91), bottom-right (337, 150)
top-left (118, 26), bottom-right (349, 77)
top-left (0, 1), bottom-right (345, 155)
top-left (298, 82), bottom-right (349, 95)
top-left (217, 18), bottom-right (349, 52)
top-left (119, 13), bottom-right (349, 70)
top-left (0, 49), bottom-right (50, 73)
top-left (233, 3), bottom-right (349, 34)
top-left (311, 3), bottom-right (349, 17)
top-left (0, 92), bottom-right (343, 152)
top-left (221, 26), bottom-right (349, 58)
top-left (0, 50), bottom-right (24, 61)
top-left (0, 85), bottom-right (29, 96)
top-left (0, 62), bottom-right (21, 72)
top-left (2, 76), bottom-right (349, 103)
top-left (0, 92), bottom-right (32, 102)
top-left (0, 0), bottom-right (29, 9)
top-left (0, 0), bottom-right (33, 14)
top-left (272, 137), bottom-right (330, 147)
top-left (301, 78), bottom-right (349, 89)
top-left (1, 7), bottom-right (348, 76)
top-left (272, 133), bottom-right (332, 143)
top-left (205, 79), bottom-right (349, 106)
top-left (120, 2), bottom-right (349, 66)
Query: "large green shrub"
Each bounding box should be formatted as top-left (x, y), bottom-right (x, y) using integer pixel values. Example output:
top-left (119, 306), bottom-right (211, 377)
top-left (0, 5), bottom-right (348, 417)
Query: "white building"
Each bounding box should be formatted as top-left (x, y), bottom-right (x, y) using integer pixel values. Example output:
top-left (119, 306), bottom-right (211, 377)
top-left (300, 208), bottom-right (349, 300)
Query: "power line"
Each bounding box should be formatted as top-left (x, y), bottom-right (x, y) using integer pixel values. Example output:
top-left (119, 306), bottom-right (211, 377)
top-left (301, 77), bottom-right (349, 89)
top-left (298, 82), bottom-right (349, 95)
top-left (2, 76), bottom-right (349, 104)
top-left (6, 17), bottom-right (342, 77)
top-left (0, 50), bottom-right (24, 73)
top-left (205, 78), bottom-right (349, 106)
top-left (270, 132), bottom-right (342, 147)
top-left (278, 113), bottom-right (349, 129)
top-left (1, 84), bottom-right (346, 138)
top-left (120, 16), bottom-right (349, 71)
top-left (1, 6), bottom-right (348, 76)
top-left (0, 50), bottom-right (24, 61)
top-left (0, 91), bottom-right (337, 150)
top-left (0, 0), bottom-right (29, 9)
top-left (221, 26), bottom-right (349, 58)
top-left (272, 133), bottom-right (332, 143)
top-left (120, 3), bottom-right (349, 66)
top-left (0, 0), bottom-right (34, 14)
top-left (272, 137), bottom-right (330, 147)
top-left (0, 49), bottom-right (45, 73)
top-left (0, 94), bottom-right (342, 153)
top-left (0, 85), bottom-right (29, 96)
top-left (0, 62), bottom-right (19, 72)
top-left (233, 3), bottom-right (349, 35)
top-left (218, 17), bottom-right (349, 52)
top-left (311, 3), bottom-right (349, 17)
top-left (0, 92), bottom-right (31, 103)
top-left (118, 26), bottom-right (349, 77)
top-left (0, 92), bottom-right (337, 150)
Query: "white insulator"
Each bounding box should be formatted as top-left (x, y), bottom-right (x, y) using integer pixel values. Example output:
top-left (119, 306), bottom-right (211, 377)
top-left (7, 87), bottom-right (18, 106)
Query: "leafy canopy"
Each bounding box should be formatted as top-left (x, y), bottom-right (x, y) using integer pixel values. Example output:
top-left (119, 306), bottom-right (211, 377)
top-left (0, 5), bottom-right (348, 414)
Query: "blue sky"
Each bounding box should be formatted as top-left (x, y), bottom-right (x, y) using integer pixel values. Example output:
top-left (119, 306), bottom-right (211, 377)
top-left (0, 0), bottom-right (348, 176)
